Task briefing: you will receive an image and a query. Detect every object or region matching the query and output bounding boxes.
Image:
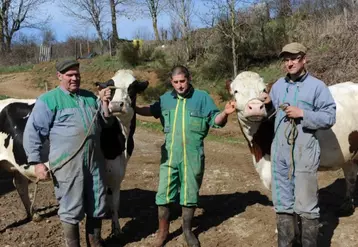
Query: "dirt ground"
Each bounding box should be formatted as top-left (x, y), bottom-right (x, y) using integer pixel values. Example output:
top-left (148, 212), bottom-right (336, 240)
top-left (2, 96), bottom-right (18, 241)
top-left (1, 72), bottom-right (358, 247)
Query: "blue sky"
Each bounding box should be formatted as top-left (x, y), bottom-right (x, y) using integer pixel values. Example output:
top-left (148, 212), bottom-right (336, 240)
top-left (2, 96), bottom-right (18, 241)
top-left (22, 1), bottom-right (211, 42)
top-left (20, 0), bottom-right (257, 43)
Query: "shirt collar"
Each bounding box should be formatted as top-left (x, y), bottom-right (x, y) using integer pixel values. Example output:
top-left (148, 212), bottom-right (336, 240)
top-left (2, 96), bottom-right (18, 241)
top-left (58, 86), bottom-right (79, 97)
top-left (284, 70), bottom-right (309, 84)
top-left (171, 84), bottom-right (194, 99)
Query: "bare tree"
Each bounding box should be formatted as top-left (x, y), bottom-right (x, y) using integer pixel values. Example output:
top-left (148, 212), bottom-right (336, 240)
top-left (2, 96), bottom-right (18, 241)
top-left (109, 0), bottom-right (127, 49)
top-left (167, 0), bottom-right (194, 61)
top-left (204, 0), bottom-right (241, 77)
top-left (60, 0), bottom-right (107, 53)
top-left (0, 0), bottom-right (50, 53)
top-left (132, 0), bottom-right (166, 42)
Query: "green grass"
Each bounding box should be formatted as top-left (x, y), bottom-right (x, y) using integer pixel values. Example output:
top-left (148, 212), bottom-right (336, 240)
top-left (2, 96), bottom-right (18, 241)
top-left (0, 64), bottom-right (33, 74)
top-left (0, 95), bottom-right (10, 100)
top-left (136, 119), bottom-right (245, 144)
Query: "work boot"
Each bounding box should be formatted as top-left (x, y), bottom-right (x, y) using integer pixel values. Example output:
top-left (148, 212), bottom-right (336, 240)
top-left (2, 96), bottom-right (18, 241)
top-left (182, 207), bottom-right (200, 247)
top-left (85, 217), bottom-right (104, 247)
top-left (276, 213), bottom-right (295, 247)
top-left (61, 221), bottom-right (80, 247)
top-left (153, 205), bottom-right (170, 247)
top-left (301, 217), bottom-right (319, 247)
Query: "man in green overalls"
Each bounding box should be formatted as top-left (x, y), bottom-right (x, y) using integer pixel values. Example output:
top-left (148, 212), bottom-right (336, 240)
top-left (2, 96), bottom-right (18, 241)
top-left (136, 65), bottom-right (236, 247)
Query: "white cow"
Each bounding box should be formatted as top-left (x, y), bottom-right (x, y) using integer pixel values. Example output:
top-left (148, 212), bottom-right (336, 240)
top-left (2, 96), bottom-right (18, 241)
top-left (0, 69), bottom-right (148, 237)
top-left (227, 71), bottom-right (358, 214)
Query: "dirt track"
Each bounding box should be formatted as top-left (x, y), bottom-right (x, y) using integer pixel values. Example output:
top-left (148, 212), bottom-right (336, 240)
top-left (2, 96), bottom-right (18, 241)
top-left (0, 72), bottom-right (358, 247)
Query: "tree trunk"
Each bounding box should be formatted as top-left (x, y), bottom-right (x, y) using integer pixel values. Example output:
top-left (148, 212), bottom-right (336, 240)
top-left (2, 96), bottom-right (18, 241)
top-left (5, 35), bottom-right (11, 52)
top-left (109, 0), bottom-right (119, 48)
top-left (0, 17), bottom-right (5, 53)
top-left (230, 0), bottom-right (237, 77)
top-left (152, 13), bottom-right (161, 42)
top-left (94, 23), bottom-right (105, 54)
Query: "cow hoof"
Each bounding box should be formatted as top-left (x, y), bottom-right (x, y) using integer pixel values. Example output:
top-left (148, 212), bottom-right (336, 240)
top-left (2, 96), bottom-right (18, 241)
top-left (110, 229), bottom-right (123, 239)
top-left (336, 201), bottom-right (354, 217)
top-left (32, 213), bottom-right (43, 222)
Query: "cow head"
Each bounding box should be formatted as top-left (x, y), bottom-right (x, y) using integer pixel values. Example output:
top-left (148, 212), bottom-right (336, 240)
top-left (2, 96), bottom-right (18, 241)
top-left (227, 71), bottom-right (270, 122)
top-left (95, 70), bottom-right (149, 117)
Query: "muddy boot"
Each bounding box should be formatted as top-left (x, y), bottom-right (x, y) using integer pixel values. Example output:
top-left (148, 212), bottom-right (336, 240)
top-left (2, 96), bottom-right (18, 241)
top-left (276, 213), bottom-right (295, 247)
top-left (85, 217), bottom-right (104, 247)
top-left (153, 205), bottom-right (170, 247)
top-left (301, 217), bottom-right (319, 247)
top-left (182, 207), bottom-right (200, 247)
top-left (62, 221), bottom-right (80, 247)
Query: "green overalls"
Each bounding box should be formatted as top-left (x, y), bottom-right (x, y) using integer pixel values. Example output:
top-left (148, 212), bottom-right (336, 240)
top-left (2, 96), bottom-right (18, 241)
top-left (150, 86), bottom-right (222, 206)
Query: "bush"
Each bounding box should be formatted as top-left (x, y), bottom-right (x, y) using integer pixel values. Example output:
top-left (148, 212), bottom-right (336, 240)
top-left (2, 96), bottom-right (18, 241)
top-left (115, 42), bottom-right (140, 67)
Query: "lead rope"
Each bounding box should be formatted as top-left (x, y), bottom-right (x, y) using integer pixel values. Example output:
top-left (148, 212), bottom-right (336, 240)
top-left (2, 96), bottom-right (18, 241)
top-left (30, 107), bottom-right (101, 216)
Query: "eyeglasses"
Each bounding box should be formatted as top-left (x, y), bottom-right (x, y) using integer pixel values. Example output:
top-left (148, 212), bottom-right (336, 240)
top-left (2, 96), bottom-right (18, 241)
top-left (282, 56), bottom-right (303, 63)
top-left (172, 79), bottom-right (187, 83)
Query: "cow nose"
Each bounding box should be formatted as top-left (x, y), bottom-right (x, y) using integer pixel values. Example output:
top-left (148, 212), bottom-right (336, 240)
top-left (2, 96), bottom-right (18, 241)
top-left (245, 101), bottom-right (265, 115)
top-left (119, 102), bottom-right (124, 108)
top-left (248, 103), bottom-right (264, 110)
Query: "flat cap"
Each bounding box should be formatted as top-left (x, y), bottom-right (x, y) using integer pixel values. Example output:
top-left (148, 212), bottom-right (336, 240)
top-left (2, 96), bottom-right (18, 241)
top-left (55, 59), bottom-right (80, 73)
top-left (279, 42), bottom-right (307, 57)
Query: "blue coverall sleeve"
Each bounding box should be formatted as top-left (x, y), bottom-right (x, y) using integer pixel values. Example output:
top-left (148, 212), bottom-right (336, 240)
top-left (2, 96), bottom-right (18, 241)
top-left (301, 84), bottom-right (336, 130)
top-left (23, 99), bottom-right (54, 164)
top-left (150, 100), bottom-right (161, 119)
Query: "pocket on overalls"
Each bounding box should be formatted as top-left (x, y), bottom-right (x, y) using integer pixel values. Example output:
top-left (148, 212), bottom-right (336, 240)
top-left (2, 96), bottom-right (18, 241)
top-left (189, 111), bottom-right (206, 132)
top-left (163, 110), bottom-right (171, 133)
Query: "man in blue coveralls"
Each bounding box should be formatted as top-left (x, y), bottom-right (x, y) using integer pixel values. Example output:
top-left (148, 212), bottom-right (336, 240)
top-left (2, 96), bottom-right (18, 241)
top-left (268, 43), bottom-right (336, 247)
top-left (23, 60), bottom-right (111, 247)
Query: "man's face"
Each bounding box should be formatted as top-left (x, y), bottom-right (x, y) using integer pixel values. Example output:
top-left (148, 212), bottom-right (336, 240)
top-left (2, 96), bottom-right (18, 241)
top-left (282, 53), bottom-right (306, 76)
top-left (171, 73), bottom-right (190, 95)
top-left (57, 67), bottom-right (81, 93)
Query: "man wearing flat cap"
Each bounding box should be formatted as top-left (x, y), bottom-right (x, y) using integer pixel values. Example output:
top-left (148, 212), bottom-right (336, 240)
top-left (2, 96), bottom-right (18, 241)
top-left (23, 59), bottom-right (112, 247)
top-left (263, 43), bottom-right (336, 247)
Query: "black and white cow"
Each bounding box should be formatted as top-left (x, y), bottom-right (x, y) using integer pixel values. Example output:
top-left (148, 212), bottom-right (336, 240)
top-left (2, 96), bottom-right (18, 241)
top-left (0, 69), bottom-right (148, 236)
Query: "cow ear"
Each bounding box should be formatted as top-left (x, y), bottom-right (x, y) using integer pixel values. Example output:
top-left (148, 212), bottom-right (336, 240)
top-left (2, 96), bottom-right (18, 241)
top-left (225, 79), bottom-right (234, 95)
top-left (135, 80), bottom-right (149, 93)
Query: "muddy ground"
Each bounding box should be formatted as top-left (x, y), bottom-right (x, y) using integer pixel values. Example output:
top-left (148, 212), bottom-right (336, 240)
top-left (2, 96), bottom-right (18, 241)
top-left (0, 73), bottom-right (358, 247)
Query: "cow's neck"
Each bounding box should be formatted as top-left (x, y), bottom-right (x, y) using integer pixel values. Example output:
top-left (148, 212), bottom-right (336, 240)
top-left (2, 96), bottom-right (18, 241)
top-left (238, 117), bottom-right (260, 145)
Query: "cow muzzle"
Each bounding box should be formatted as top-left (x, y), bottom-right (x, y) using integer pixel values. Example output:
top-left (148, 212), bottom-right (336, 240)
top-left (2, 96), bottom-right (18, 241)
top-left (243, 99), bottom-right (267, 122)
top-left (109, 101), bottom-right (126, 115)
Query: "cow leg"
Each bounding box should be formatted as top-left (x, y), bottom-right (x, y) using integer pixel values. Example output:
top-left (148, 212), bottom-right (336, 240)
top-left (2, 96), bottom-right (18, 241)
top-left (111, 186), bottom-right (122, 237)
top-left (340, 160), bottom-right (358, 216)
top-left (12, 171), bottom-right (36, 220)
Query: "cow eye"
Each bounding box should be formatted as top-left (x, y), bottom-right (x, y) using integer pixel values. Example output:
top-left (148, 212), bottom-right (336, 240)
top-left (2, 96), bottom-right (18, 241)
top-left (234, 90), bottom-right (238, 94)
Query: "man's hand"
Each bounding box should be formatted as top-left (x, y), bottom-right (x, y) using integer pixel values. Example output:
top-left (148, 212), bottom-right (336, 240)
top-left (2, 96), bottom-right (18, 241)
top-left (98, 87), bottom-right (111, 102)
top-left (34, 163), bottom-right (50, 181)
top-left (285, 106), bottom-right (303, 119)
top-left (224, 100), bottom-right (236, 115)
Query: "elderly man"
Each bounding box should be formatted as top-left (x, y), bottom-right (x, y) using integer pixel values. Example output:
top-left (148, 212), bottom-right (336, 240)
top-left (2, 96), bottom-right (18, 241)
top-left (23, 60), bottom-right (111, 247)
top-left (267, 43), bottom-right (336, 247)
top-left (136, 65), bottom-right (236, 247)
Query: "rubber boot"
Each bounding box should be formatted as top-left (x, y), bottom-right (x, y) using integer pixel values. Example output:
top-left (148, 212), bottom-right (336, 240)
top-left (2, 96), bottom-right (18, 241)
top-left (85, 217), bottom-right (104, 247)
top-left (276, 213), bottom-right (295, 247)
top-left (182, 207), bottom-right (200, 247)
top-left (62, 221), bottom-right (80, 247)
top-left (301, 217), bottom-right (319, 247)
top-left (153, 205), bottom-right (170, 247)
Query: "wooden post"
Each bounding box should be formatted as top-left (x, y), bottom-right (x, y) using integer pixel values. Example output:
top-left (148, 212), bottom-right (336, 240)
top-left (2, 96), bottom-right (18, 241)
top-left (109, 38), bottom-right (112, 56)
top-left (87, 40), bottom-right (90, 54)
top-left (80, 43), bottom-right (83, 58)
top-left (75, 40), bottom-right (77, 59)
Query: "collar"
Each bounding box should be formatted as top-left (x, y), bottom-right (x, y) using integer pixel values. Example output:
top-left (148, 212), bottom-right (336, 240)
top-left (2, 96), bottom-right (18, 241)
top-left (171, 84), bottom-right (195, 99)
top-left (284, 70), bottom-right (309, 84)
top-left (59, 86), bottom-right (80, 97)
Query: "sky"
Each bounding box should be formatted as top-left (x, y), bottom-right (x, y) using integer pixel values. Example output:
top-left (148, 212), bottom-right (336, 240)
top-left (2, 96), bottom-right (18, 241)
top-left (21, 0), bottom-right (211, 43)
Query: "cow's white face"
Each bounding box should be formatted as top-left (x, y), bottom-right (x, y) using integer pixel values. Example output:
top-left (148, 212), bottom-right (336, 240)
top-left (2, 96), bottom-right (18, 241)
top-left (229, 71), bottom-right (268, 122)
top-left (97, 70), bottom-right (148, 118)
